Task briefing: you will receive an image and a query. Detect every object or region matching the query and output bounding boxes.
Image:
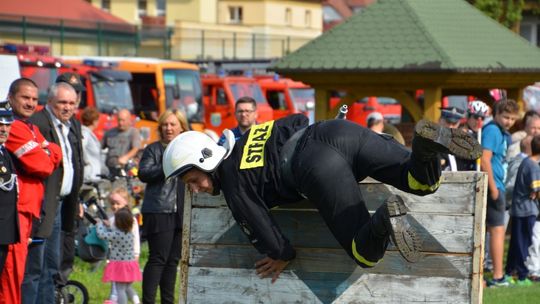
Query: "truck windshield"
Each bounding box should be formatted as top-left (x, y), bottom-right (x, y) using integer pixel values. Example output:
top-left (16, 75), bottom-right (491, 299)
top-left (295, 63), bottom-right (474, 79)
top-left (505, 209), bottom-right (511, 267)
top-left (91, 76), bottom-right (134, 114)
top-left (163, 69), bottom-right (203, 122)
top-left (21, 66), bottom-right (59, 105)
top-left (230, 83), bottom-right (267, 103)
top-left (289, 88), bottom-right (315, 112)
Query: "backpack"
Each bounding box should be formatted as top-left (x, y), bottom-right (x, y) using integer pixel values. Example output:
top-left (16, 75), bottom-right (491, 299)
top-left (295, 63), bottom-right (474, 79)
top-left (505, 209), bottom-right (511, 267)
top-left (76, 222), bottom-right (108, 263)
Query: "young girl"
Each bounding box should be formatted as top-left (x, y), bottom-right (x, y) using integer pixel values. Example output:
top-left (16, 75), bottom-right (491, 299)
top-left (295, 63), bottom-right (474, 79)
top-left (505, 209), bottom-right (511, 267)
top-left (104, 187), bottom-right (141, 303)
top-left (97, 207), bottom-right (142, 304)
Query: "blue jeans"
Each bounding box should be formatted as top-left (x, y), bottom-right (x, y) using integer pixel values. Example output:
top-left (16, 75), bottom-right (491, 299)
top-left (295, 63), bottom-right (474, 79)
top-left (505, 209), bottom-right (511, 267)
top-left (22, 200), bottom-right (63, 304)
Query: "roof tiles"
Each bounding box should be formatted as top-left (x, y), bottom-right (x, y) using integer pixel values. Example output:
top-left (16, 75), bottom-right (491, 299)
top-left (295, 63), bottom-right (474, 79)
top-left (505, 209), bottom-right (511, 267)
top-left (274, 0), bottom-right (540, 72)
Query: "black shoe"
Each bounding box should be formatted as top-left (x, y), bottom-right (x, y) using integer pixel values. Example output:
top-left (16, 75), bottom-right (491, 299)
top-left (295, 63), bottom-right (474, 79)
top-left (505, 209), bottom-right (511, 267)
top-left (414, 119), bottom-right (482, 160)
top-left (383, 195), bottom-right (423, 263)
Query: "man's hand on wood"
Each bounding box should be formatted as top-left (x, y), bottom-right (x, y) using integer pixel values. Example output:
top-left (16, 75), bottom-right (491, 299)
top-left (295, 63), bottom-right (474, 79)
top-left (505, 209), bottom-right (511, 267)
top-left (255, 256), bottom-right (290, 284)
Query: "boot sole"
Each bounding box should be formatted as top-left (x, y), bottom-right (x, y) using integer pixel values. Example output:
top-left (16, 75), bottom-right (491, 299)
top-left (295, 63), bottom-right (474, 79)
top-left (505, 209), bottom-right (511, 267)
top-left (386, 195), bottom-right (423, 263)
top-left (415, 119), bottom-right (482, 160)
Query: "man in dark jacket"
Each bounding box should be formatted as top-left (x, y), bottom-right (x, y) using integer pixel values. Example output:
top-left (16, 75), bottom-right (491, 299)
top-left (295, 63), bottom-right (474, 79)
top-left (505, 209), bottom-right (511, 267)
top-left (0, 100), bottom-right (18, 274)
top-left (22, 82), bottom-right (84, 304)
top-left (162, 114), bottom-right (482, 283)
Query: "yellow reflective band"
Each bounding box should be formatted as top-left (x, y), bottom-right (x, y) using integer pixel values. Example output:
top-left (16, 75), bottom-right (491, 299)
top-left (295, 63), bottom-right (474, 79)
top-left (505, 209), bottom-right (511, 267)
top-left (532, 180), bottom-right (540, 189)
top-left (239, 120), bottom-right (275, 170)
top-left (351, 239), bottom-right (378, 267)
top-left (407, 172), bottom-right (440, 192)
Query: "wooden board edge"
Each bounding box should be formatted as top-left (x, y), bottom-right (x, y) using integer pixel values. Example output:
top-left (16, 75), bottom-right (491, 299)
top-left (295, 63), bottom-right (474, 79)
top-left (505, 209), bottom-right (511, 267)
top-left (178, 185), bottom-right (192, 304)
top-left (471, 173), bottom-right (487, 304)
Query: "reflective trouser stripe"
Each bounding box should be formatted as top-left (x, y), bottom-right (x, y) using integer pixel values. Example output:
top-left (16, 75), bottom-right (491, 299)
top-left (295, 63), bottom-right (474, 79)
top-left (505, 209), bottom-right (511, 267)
top-left (407, 172), bottom-right (440, 192)
top-left (352, 239), bottom-right (378, 267)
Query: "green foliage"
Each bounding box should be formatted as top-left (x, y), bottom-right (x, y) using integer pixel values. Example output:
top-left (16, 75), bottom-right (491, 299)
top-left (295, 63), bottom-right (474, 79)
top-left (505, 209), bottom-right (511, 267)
top-left (469, 0), bottom-right (525, 29)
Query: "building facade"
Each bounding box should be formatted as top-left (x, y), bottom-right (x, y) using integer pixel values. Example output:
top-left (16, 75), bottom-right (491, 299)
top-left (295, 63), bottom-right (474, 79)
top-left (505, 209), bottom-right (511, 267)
top-left (88, 0), bottom-right (322, 60)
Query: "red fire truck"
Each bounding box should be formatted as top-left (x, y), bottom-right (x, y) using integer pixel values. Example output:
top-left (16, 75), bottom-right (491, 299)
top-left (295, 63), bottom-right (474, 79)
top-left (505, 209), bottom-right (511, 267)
top-left (201, 73), bottom-right (273, 134)
top-left (256, 74), bottom-right (315, 124)
top-left (0, 43), bottom-right (63, 104)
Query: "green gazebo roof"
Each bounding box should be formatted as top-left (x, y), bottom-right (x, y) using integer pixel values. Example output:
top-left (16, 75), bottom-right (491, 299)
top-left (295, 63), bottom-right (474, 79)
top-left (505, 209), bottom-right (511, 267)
top-left (273, 0), bottom-right (540, 73)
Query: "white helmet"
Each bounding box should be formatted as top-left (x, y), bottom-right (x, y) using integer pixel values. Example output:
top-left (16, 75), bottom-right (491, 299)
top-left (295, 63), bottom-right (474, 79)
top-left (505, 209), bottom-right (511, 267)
top-left (468, 100), bottom-right (489, 118)
top-left (163, 130), bottom-right (235, 179)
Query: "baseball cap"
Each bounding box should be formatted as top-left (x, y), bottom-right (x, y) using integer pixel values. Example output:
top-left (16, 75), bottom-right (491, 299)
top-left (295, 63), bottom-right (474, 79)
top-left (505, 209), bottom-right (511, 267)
top-left (0, 100), bottom-right (14, 125)
top-left (440, 107), bottom-right (466, 123)
top-left (56, 72), bottom-right (86, 92)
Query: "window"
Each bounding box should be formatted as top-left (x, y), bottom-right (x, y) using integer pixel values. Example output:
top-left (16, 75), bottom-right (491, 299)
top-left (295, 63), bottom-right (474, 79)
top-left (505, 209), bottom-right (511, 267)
top-left (285, 8), bottom-right (292, 26)
top-left (305, 10), bottom-right (311, 27)
top-left (229, 6), bottom-right (243, 24)
top-left (217, 88), bottom-right (227, 105)
top-left (101, 0), bottom-right (110, 12)
top-left (156, 0), bottom-right (166, 17)
top-left (138, 0), bottom-right (147, 17)
top-left (266, 91), bottom-right (287, 110)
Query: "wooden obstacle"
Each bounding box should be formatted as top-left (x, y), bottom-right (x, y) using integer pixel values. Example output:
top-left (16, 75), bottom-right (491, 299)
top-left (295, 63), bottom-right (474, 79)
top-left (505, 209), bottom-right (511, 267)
top-left (178, 171), bottom-right (487, 304)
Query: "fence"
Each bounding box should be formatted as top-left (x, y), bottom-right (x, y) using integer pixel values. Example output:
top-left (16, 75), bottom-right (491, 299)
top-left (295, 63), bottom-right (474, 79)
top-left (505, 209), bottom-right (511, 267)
top-left (171, 28), bottom-right (312, 60)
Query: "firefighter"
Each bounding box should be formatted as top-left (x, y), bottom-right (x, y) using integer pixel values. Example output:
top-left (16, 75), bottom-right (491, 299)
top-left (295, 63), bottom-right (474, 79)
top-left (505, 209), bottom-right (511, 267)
top-left (162, 114), bottom-right (482, 283)
top-left (0, 78), bottom-right (62, 304)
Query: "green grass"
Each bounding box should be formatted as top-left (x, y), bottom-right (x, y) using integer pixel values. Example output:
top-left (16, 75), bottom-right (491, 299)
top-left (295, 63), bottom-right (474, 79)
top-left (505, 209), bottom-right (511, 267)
top-left (483, 283), bottom-right (540, 303)
top-left (69, 242), bottom-right (178, 303)
top-left (482, 235), bottom-right (540, 303)
top-left (69, 242), bottom-right (540, 303)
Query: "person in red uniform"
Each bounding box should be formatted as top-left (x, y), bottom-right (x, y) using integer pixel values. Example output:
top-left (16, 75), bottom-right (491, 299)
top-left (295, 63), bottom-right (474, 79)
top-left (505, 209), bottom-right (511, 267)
top-left (0, 78), bottom-right (62, 304)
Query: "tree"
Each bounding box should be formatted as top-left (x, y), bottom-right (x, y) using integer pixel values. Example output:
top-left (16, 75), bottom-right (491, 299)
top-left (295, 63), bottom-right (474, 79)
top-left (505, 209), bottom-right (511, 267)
top-left (468, 0), bottom-right (525, 30)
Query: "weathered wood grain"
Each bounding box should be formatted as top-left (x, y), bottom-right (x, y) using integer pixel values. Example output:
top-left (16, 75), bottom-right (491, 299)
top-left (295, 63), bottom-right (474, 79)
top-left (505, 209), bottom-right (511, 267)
top-left (189, 246), bottom-right (472, 278)
top-left (471, 173), bottom-right (487, 304)
top-left (190, 208), bottom-right (474, 253)
top-left (179, 172), bottom-right (487, 304)
top-left (179, 187), bottom-right (192, 304)
top-left (186, 267), bottom-right (471, 304)
top-left (192, 172), bottom-right (483, 215)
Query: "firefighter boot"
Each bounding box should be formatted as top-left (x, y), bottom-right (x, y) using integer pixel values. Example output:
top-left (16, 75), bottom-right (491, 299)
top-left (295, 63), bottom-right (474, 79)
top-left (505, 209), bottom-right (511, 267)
top-left (413, 119), bottom-right (482, 161)
top-left (372, 195), bottom-right (423, 263)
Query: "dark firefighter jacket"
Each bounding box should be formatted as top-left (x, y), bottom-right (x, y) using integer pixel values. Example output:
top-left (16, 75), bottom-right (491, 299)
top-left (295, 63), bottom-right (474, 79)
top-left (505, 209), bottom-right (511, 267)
top-left (216, 114), bottom-right (308, 261)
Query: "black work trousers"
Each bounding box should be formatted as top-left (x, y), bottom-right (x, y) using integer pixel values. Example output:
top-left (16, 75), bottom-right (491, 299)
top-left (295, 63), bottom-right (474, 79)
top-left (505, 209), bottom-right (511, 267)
top-left (142, 226), bottom-right (182, 304)
top-left (290, 120), bottom-right (441, 267)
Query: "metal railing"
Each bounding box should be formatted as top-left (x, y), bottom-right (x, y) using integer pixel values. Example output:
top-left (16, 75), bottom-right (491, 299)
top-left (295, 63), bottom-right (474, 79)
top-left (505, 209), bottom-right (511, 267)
top-left (0, 14), bottom-right (314, 60)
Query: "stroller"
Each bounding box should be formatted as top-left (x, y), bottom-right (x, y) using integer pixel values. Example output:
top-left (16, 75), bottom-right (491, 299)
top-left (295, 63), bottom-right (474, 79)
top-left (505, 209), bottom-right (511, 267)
top-left (77, 196), bottom-right (109, 264)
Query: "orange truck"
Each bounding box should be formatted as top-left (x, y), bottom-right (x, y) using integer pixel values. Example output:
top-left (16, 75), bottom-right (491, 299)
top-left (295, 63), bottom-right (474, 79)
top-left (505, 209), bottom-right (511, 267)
top-left (201, 73), bottom-right (273, 135)
top-left (62, 56), bottom-right (204, 143)
top-left (256, 75), bottom-right (315, 124)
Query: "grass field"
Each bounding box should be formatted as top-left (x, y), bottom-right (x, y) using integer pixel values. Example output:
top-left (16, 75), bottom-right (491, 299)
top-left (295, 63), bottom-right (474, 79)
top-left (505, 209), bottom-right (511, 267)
top-left (69, 242), bottom-right (540, 304)
top-left (69, 242), bottom-right (179, 303)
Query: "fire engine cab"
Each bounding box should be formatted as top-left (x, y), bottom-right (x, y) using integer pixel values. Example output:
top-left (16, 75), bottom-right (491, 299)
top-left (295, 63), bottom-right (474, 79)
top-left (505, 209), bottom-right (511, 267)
top-left (201, 72), bottom-right (273, 135)
top-left (256, 74), bottom-right (315, 124)
top-left (0, 43), bottom-right (63, 104)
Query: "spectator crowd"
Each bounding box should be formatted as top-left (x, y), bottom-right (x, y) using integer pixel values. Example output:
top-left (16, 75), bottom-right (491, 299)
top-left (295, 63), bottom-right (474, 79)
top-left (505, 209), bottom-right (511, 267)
top-left (0, 74), bottom-right (539, 304)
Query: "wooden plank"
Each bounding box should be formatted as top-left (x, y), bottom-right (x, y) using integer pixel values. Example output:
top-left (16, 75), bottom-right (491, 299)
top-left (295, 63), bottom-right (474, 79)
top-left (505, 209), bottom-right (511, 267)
top-left (186, 268), bottom-right (471, 304)
top-left (471, 173), bottom-right (487, 304)
top-left (178, 186), bottom-right (192, 304)
top-left (189, 246), bottom-right (472, 278)
top-left (184, 172), bottom-right (487, 303)
top-left (333, 273), bottom-right (471, 304)
top-left (190, 208), bottom-right (475, 253)
top-left (193, 180), bottom-right (478, 215)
